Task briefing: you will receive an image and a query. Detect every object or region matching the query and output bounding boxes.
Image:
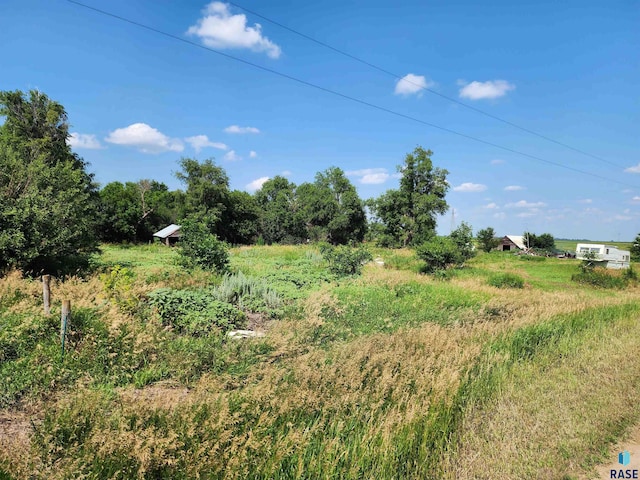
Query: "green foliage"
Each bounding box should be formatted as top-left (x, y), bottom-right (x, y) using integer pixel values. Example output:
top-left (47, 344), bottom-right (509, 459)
top-left (415, 237), bottom-right (461, 273)
top-left (571, 270), bottom-right (629, 289)
top-left (631, 233), bottom-right (640, 261)
top-left (211, 271), bottom-right (283, 315)
top-left (178, 218), bottom-right (229, 273)
top-left (368, 147), bottom-right (449, 247)
top-left (477, 227), bottom-right (500, 253)
top-left (0, 90), bottom-right (99, 276)
top-left (320, 244), bottom-right (373, 276)
top-left (523, 231), bottom-right (555, 251)
top-left (450, 222), bottom-right (476, 261)
top-left (147, 288), bottom-right (245, 335)
top-left (297, 167), bottom-right (366, 244)
top-left (100, 265), bottom-right (138, 314)
top-left (488, 273), bottom-right (525, 289)
top-left (518, 255), bottom-right (546, 262)
top-left (222, 190), bottom-right (260, 245)
top-left (255, 176), bottom-right (306, 244)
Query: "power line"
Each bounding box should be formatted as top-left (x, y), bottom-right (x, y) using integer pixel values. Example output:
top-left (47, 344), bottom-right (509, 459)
top-left (65, 0), bottom-right (639, 190)
top-left (228, 1), bottom-right (626, 170)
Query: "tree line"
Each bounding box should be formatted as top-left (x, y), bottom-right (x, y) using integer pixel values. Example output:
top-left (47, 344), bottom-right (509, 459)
top-left (0, 90), bottom-right (453, 276)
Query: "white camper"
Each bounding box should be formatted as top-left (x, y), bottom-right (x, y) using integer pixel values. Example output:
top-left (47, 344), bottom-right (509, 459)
top-left (575, 243), bottom-right (631, 270)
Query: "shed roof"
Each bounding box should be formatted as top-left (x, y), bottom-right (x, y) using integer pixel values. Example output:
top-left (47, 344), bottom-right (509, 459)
top-left (505, 235), bottom-right (527, 250)
top-left (153, 224), bottom-right (181, 239)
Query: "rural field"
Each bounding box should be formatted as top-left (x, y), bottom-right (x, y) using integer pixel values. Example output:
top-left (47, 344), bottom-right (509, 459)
top-left (1, 243), bottom-right (640, 479)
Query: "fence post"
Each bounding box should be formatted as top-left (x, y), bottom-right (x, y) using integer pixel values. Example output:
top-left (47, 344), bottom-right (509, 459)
top-left (42, 274), bottom-right (51, 315)
top-left (60, 300), bottom-right (71, 359)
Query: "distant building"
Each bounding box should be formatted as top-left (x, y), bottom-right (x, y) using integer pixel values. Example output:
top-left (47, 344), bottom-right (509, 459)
top-left (153, 224), bottom-right (182, 246)
top-left (497, 235), bottom-right (527, 252)
top-left (575, 243), bottom-right (630, 269)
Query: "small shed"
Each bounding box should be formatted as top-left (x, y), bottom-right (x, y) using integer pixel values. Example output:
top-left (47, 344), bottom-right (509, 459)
top-left (497, 235), bottom-right (527, 252)
top-left (153, 224), bottom-right (182, 246)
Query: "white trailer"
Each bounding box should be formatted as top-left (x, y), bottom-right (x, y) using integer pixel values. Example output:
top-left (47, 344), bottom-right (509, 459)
top-left (575, 243), bottom-right (631, 269)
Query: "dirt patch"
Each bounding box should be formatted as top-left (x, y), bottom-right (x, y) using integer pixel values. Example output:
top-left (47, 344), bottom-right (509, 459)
top-left (245, 312), bottom-right (270, 332)
top-left (0, 410), bottom-right (32, 451)
top-left (582, 424), bottom-right (640, 479)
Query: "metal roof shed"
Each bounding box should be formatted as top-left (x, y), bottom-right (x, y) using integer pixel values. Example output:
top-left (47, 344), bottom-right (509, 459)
top-left (153, 224), bottom-right (182, 246)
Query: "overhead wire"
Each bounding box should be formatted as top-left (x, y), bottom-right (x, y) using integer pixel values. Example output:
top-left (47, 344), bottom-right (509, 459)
top-left (65, 0), bottom-right (639, 190)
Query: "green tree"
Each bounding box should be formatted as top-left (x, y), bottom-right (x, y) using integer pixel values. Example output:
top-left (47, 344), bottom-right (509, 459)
top-left (221, 190), bottom-right (260, 245)
top-left (477, 227), bottom-right (500, 253)
top-left (298, 167), bottom-right (366, 244)
top-left (177, 217), bottom-right (229, 273)
top-left (416, 237), bottom-right (461, 273)
top-left (255, 176), bottom-right (306, 244)
top-left (368, 147), bottom-right (449, 246)
top-left (523, 231), bottom-right (555, 251)
top-left (175, 158), bottom-right (229, 235)
top-left (450, 221), bottom-right (475, 261)
top-left (0, 90), bottom-right (98, 276)
top-left (631, 233), bottom-right (640, 261)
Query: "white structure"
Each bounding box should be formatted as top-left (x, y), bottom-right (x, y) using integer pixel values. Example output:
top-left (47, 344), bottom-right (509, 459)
top-left (575, 243), bottom-right (631, 269)
top-left (153, 224), bottom-right (182, 246)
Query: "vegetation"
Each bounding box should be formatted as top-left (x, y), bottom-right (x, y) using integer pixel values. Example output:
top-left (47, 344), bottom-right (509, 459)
top-left (0, 90), bottom-right (99, 276)
top-left (476, 227), bottom-right (500, 253)
top-left (177, 218), bottom-right (229, 273)
top-left (320, 243), bottom-right (373, 276)
top-left (488, 272), bottom-right (525, 288)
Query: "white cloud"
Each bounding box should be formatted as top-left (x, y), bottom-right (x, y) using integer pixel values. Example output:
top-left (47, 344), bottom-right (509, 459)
top-left (517, 212), bottom-right (538, 218)
top-left (632, 196), bottom-right (640, 202)
top-left (578, 198), bottom-right (593, 204)
top-left (249, 150), bottom-right (258, 158)
top-left (625, 163), bottom-right (640, 173)
top-left (614, 214), bottom-right (632, 221)
top-left (281, 170), bottom-right (292, 177)
top-left (453, 182), bottom-right (487, 193)
top-left (505, 200), bottom-right (546, 208)
top-left (493, 212), bottom-right (506, 219)
top-left (185, 135), bottom-right (228, 153)
top-left (346, 168), bottom-right (391, 185)
top-left (490, 159), bottom-right (505, 165)
top-left (459, 80), bottom-right (515, 100)
top-left (394, 73), bottom-right (434, 96)
top-left (246, 176), bottom-right (269, 192)
top-left (504, 185), bottom-right (524, 191)
top-left (187, 2), bottom-right (281, 59)
top-left (67, 132), bottom-right (103, 150)
top-left (105, 123), bottom-right (183, 153)
top-left (224, 150), bottom-right (241, 161)
top-left (224, 125), bottom-right (261, 134)
top-left (483, 202), bottom-right (499, 209)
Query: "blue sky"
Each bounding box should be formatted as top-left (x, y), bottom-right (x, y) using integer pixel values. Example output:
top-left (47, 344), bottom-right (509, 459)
top-left (2, 0), bottom-right (639, 240)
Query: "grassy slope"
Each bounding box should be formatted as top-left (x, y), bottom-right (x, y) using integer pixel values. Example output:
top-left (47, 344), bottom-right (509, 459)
top-left (1, 245), bottom-right (639, 478)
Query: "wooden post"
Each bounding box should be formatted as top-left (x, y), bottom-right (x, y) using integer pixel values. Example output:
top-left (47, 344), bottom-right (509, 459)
top-left (42, 274), bottom-right (51, 315)
top-left (60, 300), bottom-right (71, 358)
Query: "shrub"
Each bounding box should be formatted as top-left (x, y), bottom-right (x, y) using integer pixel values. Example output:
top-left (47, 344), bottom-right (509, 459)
top-left (100, 265), bottom-right (138, 314)
top-left (571, 270), bottom-right (628, 289)
top-left (211, 271), bottom-right (283, 315)
top-left (320, 244), bottom-right (372, 276)
top-left (488, 273), bottom-right (525, 289)
top-left (147, 288), bottom-right (244, 334)
top-left (415, 237), bottom-right (461, 273)
top-left (178, 219), bottom-right (229, 273)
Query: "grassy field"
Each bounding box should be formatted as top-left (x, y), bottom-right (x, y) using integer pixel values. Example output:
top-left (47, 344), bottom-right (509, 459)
top-left (1, 244), bottom-right (639, 479)
top-left (555, 239), bottom-right (634, 252)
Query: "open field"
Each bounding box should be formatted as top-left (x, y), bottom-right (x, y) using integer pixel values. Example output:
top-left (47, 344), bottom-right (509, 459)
top-left (555, 239), bottom-right (634, 252)
top-left (1, 245), bottom-right (639, 479)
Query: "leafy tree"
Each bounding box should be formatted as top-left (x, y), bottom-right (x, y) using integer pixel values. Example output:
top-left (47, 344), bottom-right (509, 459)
top-left (477, 227), bottom-right (500, 253)
top-left (175, 158), bottom-right (229, 235)
top-left (368, 147), bottom-right (449, 246)
top-left (320, 244), bottom-right (372, 276)
top-left (255, 176), bottom-right (306, 244)
top-left (523, 231), bottom-right (555, 251)
top-left (178, 217), bottom-right (229, 273)
top-left (298, 167), bottom-right (366, 244)
top-left (450, 221), bottom-right (475, 261)
top-left (632, 233), bottom-right (640, 261)
top-left (0, 90), bottom-right (98, 276)
top-left (221, 190), bottom-right (260, 245)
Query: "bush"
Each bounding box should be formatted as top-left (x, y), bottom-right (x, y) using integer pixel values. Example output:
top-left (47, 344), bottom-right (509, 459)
top-left (100, 265), bottom-right (138, 314)
top-left (178, 219), bottom-right (229, 273)
top-left (211, 271), bottom-right (283, 315)
top-left (415, 237), bottom-right (461, 273)
top-left (571, 270), bottom-right (628, 289)
top-left (320, 244), bottom-right (372, 276)
top-left (488, 273), bottom-right (525, 289)
top-left (147, 288), bottom-right (244, 335)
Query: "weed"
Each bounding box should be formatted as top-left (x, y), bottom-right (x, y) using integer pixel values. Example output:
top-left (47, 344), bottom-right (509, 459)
top-left (488, 272), bottom-right (525, 289)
